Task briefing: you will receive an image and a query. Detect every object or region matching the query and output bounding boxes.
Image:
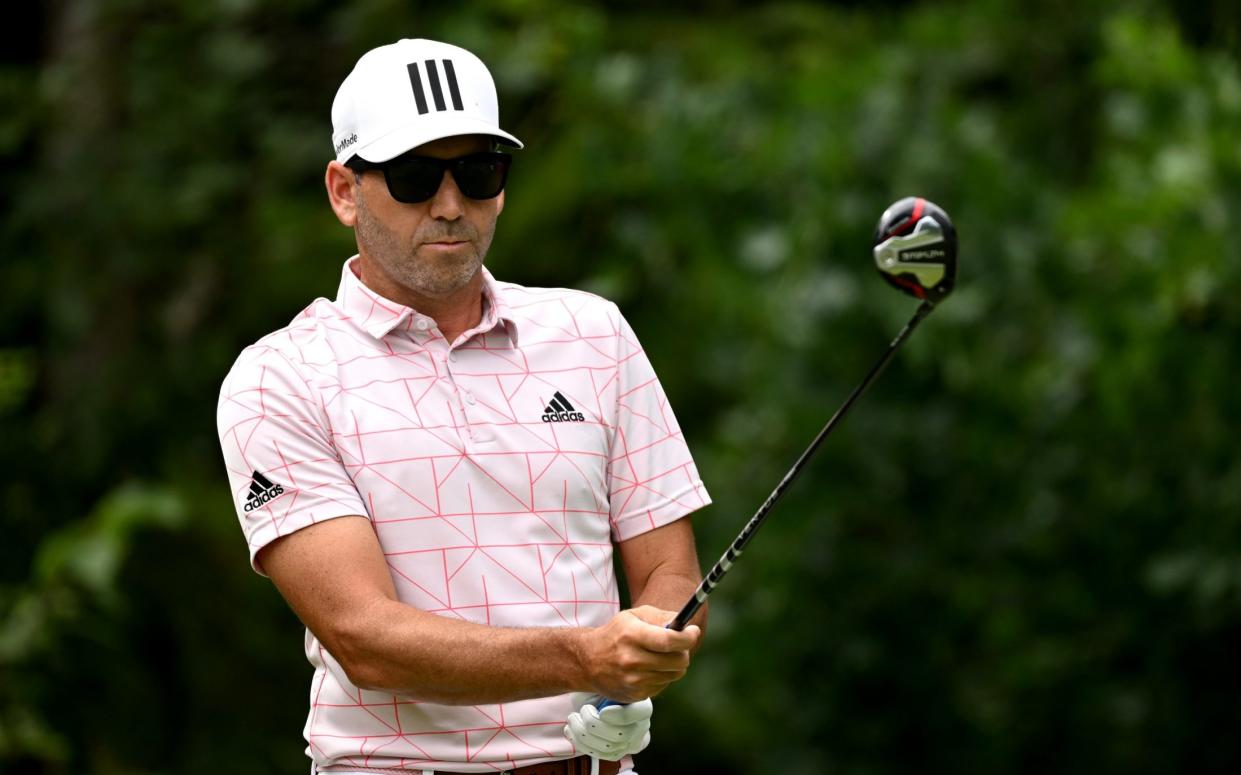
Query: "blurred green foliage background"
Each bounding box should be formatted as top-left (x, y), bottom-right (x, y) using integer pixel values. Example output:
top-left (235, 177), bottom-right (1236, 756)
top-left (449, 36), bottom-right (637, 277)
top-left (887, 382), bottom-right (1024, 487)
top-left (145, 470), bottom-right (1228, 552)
top-left (2, 0), bottom-right (1240, 773)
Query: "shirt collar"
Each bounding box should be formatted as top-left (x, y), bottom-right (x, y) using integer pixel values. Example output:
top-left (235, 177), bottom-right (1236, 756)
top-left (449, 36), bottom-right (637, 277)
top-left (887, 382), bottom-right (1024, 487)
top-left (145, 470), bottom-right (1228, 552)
top-left (335, 256), bottom-right (519, 344)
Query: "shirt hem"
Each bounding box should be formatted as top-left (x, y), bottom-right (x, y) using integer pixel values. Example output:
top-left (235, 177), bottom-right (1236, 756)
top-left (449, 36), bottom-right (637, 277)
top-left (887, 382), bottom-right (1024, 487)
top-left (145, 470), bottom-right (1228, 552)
top-left (248, 509), bottom-right (371, 576)
top-left (612, 480), bottom-right (711, 541)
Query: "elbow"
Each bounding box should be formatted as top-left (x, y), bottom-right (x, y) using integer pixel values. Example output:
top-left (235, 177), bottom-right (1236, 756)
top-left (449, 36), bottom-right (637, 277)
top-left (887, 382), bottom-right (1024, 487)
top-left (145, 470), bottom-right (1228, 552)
top-left (322, 613), bottom-right (390, 692)
top-left (331, 642), bottom-right (384, 692)
top-left (338, 653), bottom-right (386, 692)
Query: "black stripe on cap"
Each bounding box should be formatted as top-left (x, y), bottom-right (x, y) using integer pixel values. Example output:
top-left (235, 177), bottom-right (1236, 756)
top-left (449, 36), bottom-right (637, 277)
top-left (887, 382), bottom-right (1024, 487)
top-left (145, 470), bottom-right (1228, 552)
top-left (442, 59), bottom-right (465, 110)
top-left (407, 62), bottom-right (429, 114)
top-left (424, 59), bottom-right (447, 111)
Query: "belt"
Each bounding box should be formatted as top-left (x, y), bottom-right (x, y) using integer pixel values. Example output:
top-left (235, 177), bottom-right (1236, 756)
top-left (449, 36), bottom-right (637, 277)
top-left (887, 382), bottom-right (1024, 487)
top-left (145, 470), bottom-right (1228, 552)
top-left (319, 756), bottom-right (624, 775)
top-left (477, 756), bottom-right (621, 775)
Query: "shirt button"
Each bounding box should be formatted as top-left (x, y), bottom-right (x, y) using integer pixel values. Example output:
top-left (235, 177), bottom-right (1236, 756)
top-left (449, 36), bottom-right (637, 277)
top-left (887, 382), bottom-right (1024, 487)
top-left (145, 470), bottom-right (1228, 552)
top-left (415, 318), bottom-right (430, 331)
top-left (448, 351), bottom-right (458, 363)
top-left (464, 392), bottom-right (476, 405)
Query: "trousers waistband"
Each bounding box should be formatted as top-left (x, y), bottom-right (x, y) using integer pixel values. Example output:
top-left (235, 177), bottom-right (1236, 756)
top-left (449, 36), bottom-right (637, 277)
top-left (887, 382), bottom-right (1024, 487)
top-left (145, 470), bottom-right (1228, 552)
top-left (449, 756), bottom-right (620, 775)
top-left (320, 756), bottom-right (623, 775)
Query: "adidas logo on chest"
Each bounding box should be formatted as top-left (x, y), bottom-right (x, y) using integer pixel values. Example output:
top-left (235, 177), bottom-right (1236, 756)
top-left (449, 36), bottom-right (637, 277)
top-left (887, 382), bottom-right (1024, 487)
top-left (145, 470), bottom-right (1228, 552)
top-left (541, 391), bottom-right (585, 423)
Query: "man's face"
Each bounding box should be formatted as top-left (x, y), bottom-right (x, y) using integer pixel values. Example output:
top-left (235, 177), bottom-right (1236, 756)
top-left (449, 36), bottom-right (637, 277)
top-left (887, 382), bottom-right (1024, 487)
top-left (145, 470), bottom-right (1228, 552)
top-left (353, 134), bottom-right (503, 298)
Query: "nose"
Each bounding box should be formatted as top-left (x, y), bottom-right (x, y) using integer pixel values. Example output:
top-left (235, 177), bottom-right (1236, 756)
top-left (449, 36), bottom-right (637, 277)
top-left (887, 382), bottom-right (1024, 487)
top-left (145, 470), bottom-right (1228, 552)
top-left (427, 169), bottom-right (465, 220)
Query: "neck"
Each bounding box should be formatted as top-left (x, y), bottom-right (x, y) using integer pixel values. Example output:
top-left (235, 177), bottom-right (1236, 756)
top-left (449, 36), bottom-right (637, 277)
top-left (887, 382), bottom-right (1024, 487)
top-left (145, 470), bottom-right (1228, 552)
top-left (356, 257), bottom-right (486, 345)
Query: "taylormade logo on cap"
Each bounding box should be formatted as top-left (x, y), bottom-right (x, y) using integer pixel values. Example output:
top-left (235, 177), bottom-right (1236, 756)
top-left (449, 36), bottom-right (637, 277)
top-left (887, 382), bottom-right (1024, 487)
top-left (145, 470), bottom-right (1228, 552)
top-left (335, 133), bottom-right (357, 154)
top-left (331, 38), bottom-right (523, 164)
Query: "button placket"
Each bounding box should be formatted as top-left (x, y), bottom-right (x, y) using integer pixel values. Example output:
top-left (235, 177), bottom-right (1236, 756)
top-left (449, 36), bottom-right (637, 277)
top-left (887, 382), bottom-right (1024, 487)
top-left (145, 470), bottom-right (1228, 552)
top-left (444, 347), bottom-right (495, 445)
top-left (458, 383), bottom-right (494, 444)
top-left (442, 354), bottom-right (476, 444)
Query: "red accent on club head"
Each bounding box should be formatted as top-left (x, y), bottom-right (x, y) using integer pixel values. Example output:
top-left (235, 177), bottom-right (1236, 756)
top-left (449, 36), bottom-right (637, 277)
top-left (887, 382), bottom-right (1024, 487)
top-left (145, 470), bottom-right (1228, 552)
top-left (885, 198), bottom-right (927, 238)
top-left (889, 273), bottom-right (926, 298)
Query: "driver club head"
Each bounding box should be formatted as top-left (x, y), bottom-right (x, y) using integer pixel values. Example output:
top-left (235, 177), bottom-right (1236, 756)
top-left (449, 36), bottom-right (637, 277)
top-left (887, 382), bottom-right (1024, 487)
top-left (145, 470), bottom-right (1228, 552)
top-left (872, 197), bottom-right (957, 304)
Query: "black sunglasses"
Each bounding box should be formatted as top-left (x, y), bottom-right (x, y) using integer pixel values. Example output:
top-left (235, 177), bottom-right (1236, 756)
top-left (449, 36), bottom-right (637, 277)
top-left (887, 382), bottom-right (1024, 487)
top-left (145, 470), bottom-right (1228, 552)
top-left (348, 151), bottom-right (512, 204)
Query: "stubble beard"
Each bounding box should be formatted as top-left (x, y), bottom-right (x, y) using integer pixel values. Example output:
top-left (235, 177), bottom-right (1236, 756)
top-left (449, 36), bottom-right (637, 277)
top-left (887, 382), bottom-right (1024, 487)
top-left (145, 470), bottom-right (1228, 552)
top-left (355, 190), bottom-right (496, 299)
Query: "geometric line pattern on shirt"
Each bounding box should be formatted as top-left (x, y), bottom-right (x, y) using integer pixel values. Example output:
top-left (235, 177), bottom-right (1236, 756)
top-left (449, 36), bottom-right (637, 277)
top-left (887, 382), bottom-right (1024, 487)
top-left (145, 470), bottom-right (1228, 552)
top-left (217, 257), bottom-right (710, 772)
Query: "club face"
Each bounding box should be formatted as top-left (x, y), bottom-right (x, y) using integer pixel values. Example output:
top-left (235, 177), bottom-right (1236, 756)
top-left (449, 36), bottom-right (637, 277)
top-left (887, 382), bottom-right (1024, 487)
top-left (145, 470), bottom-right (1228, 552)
top-left (872, 197), bottom-right (957, 303)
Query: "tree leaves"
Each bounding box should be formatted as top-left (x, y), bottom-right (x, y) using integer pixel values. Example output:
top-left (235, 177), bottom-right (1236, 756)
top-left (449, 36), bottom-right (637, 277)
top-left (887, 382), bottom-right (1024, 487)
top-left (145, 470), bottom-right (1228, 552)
top-left (2, 1), bottom-right (1239, 773)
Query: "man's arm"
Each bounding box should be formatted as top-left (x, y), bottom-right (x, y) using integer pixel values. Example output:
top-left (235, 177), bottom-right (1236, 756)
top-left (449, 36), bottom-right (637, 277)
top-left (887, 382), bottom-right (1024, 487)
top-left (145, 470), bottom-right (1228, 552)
top-left (259, 515), bottom-right (701, 705)
top-left (618, 517), bottom-right (708, 637)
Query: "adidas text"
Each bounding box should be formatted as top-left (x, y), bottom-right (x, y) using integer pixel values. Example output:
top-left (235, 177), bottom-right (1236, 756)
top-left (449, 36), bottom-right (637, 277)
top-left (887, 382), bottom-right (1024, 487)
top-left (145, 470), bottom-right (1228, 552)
top-left (540, 390), bottom-right (585, 423)
top-left (244, 484), bottom-right (285, 511)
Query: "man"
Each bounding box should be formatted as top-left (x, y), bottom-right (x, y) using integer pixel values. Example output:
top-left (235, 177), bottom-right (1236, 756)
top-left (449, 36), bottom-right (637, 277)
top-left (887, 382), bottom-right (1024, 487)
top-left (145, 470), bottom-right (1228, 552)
top-left (216, 38), bottom-right (711, 775)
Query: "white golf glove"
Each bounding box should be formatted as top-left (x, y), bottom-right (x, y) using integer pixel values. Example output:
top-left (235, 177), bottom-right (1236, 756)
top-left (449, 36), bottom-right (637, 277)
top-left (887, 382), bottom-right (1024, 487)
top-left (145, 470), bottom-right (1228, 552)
top-left (564, 695), bottom-right (653, 762)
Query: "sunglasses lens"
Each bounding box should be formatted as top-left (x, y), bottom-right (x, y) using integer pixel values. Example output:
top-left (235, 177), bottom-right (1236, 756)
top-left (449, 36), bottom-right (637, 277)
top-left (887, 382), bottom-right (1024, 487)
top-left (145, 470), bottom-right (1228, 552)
top-left (453, 154), bottom-right (510, 200)
top-left (377, 152), bottom-right (511, 203)
top-left (383, 158), bottom-right (445, 203)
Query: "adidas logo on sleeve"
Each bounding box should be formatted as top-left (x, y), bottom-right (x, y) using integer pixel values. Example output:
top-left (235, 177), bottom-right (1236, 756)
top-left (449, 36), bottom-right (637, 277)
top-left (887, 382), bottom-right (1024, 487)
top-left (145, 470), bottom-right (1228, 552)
top-left (541, 391), bottom-right (585, 423)
top-left (244, 470), bottom-right (286, 511)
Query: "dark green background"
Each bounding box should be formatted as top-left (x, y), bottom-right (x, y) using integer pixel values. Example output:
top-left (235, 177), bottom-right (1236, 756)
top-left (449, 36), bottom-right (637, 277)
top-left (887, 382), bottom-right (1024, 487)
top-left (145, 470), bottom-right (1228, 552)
top-left (3, 1), bottom-right (1240, 773)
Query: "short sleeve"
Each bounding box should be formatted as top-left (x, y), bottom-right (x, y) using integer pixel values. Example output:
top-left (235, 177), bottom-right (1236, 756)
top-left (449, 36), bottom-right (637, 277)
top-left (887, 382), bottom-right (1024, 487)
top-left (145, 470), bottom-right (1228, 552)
top-left (217, 344), bottom-right (369, 574)
top-left (607, 306), bottom-right (711, 541)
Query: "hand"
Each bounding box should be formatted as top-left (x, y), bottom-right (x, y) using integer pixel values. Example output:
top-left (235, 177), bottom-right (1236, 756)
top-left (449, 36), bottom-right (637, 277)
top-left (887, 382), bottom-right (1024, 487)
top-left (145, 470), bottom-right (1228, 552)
top-left (564, 694), bottom-right (653, 761)
top-left (577, 606), bottom-right (702, 703)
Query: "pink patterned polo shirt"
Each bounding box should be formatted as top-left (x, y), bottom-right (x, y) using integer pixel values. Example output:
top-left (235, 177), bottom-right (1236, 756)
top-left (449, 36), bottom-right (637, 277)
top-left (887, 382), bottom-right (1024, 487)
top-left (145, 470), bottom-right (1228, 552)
top-left (216, 257), bottom-right (711, 773)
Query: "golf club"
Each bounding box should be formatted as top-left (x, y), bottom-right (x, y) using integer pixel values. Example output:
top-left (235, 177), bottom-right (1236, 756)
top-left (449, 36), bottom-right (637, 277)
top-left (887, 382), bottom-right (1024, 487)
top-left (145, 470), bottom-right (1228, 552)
top-left (667, 196), bottom-right (957, 629)
top-left (597, 197), bottom-right (957, 713)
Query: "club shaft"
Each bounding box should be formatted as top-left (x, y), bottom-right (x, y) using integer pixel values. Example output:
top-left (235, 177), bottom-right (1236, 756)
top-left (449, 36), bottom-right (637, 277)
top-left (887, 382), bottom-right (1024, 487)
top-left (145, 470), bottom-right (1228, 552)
top-left (667, 300), bottom-right (936, 631)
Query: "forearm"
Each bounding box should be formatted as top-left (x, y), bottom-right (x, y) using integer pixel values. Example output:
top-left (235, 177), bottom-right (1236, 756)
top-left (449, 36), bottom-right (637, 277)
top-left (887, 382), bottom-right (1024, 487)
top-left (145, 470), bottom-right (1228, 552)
top-left (263, 516), bottom-right (694, 705)
top-left (334, 598), bottom-right (589, 704)
top-left (621, 518), bottom-right (709, 638)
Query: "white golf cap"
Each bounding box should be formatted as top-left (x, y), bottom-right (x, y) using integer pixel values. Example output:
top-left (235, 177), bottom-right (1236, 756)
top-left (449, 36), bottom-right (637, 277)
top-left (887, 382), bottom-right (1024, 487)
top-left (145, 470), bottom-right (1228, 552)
top-left (331, 38), bottom-right (523, 164)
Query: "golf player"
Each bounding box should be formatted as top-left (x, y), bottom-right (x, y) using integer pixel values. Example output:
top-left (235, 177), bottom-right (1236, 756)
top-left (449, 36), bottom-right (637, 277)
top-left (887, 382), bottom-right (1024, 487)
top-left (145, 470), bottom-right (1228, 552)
top-left (216, 38), bottom-right (711, 775)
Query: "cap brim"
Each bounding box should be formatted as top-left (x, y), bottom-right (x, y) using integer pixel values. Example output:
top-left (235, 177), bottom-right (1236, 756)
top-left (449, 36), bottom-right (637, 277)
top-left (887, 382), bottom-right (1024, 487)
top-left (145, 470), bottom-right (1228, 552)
top-left (349, 116), bottom-right (523, 163)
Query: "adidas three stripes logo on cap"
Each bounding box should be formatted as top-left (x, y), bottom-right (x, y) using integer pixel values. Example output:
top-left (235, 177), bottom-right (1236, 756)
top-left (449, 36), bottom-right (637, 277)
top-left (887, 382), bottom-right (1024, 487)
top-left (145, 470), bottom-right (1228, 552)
top-left (407, 59), bottom-right (465, 115)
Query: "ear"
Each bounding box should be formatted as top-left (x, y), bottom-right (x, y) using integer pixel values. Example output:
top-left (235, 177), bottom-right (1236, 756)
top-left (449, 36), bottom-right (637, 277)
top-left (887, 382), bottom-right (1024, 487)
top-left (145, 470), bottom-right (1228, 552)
top-left (495, 189), bottom-right (505, 217)
top-left (325, 161), bottom-right (360, 227)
